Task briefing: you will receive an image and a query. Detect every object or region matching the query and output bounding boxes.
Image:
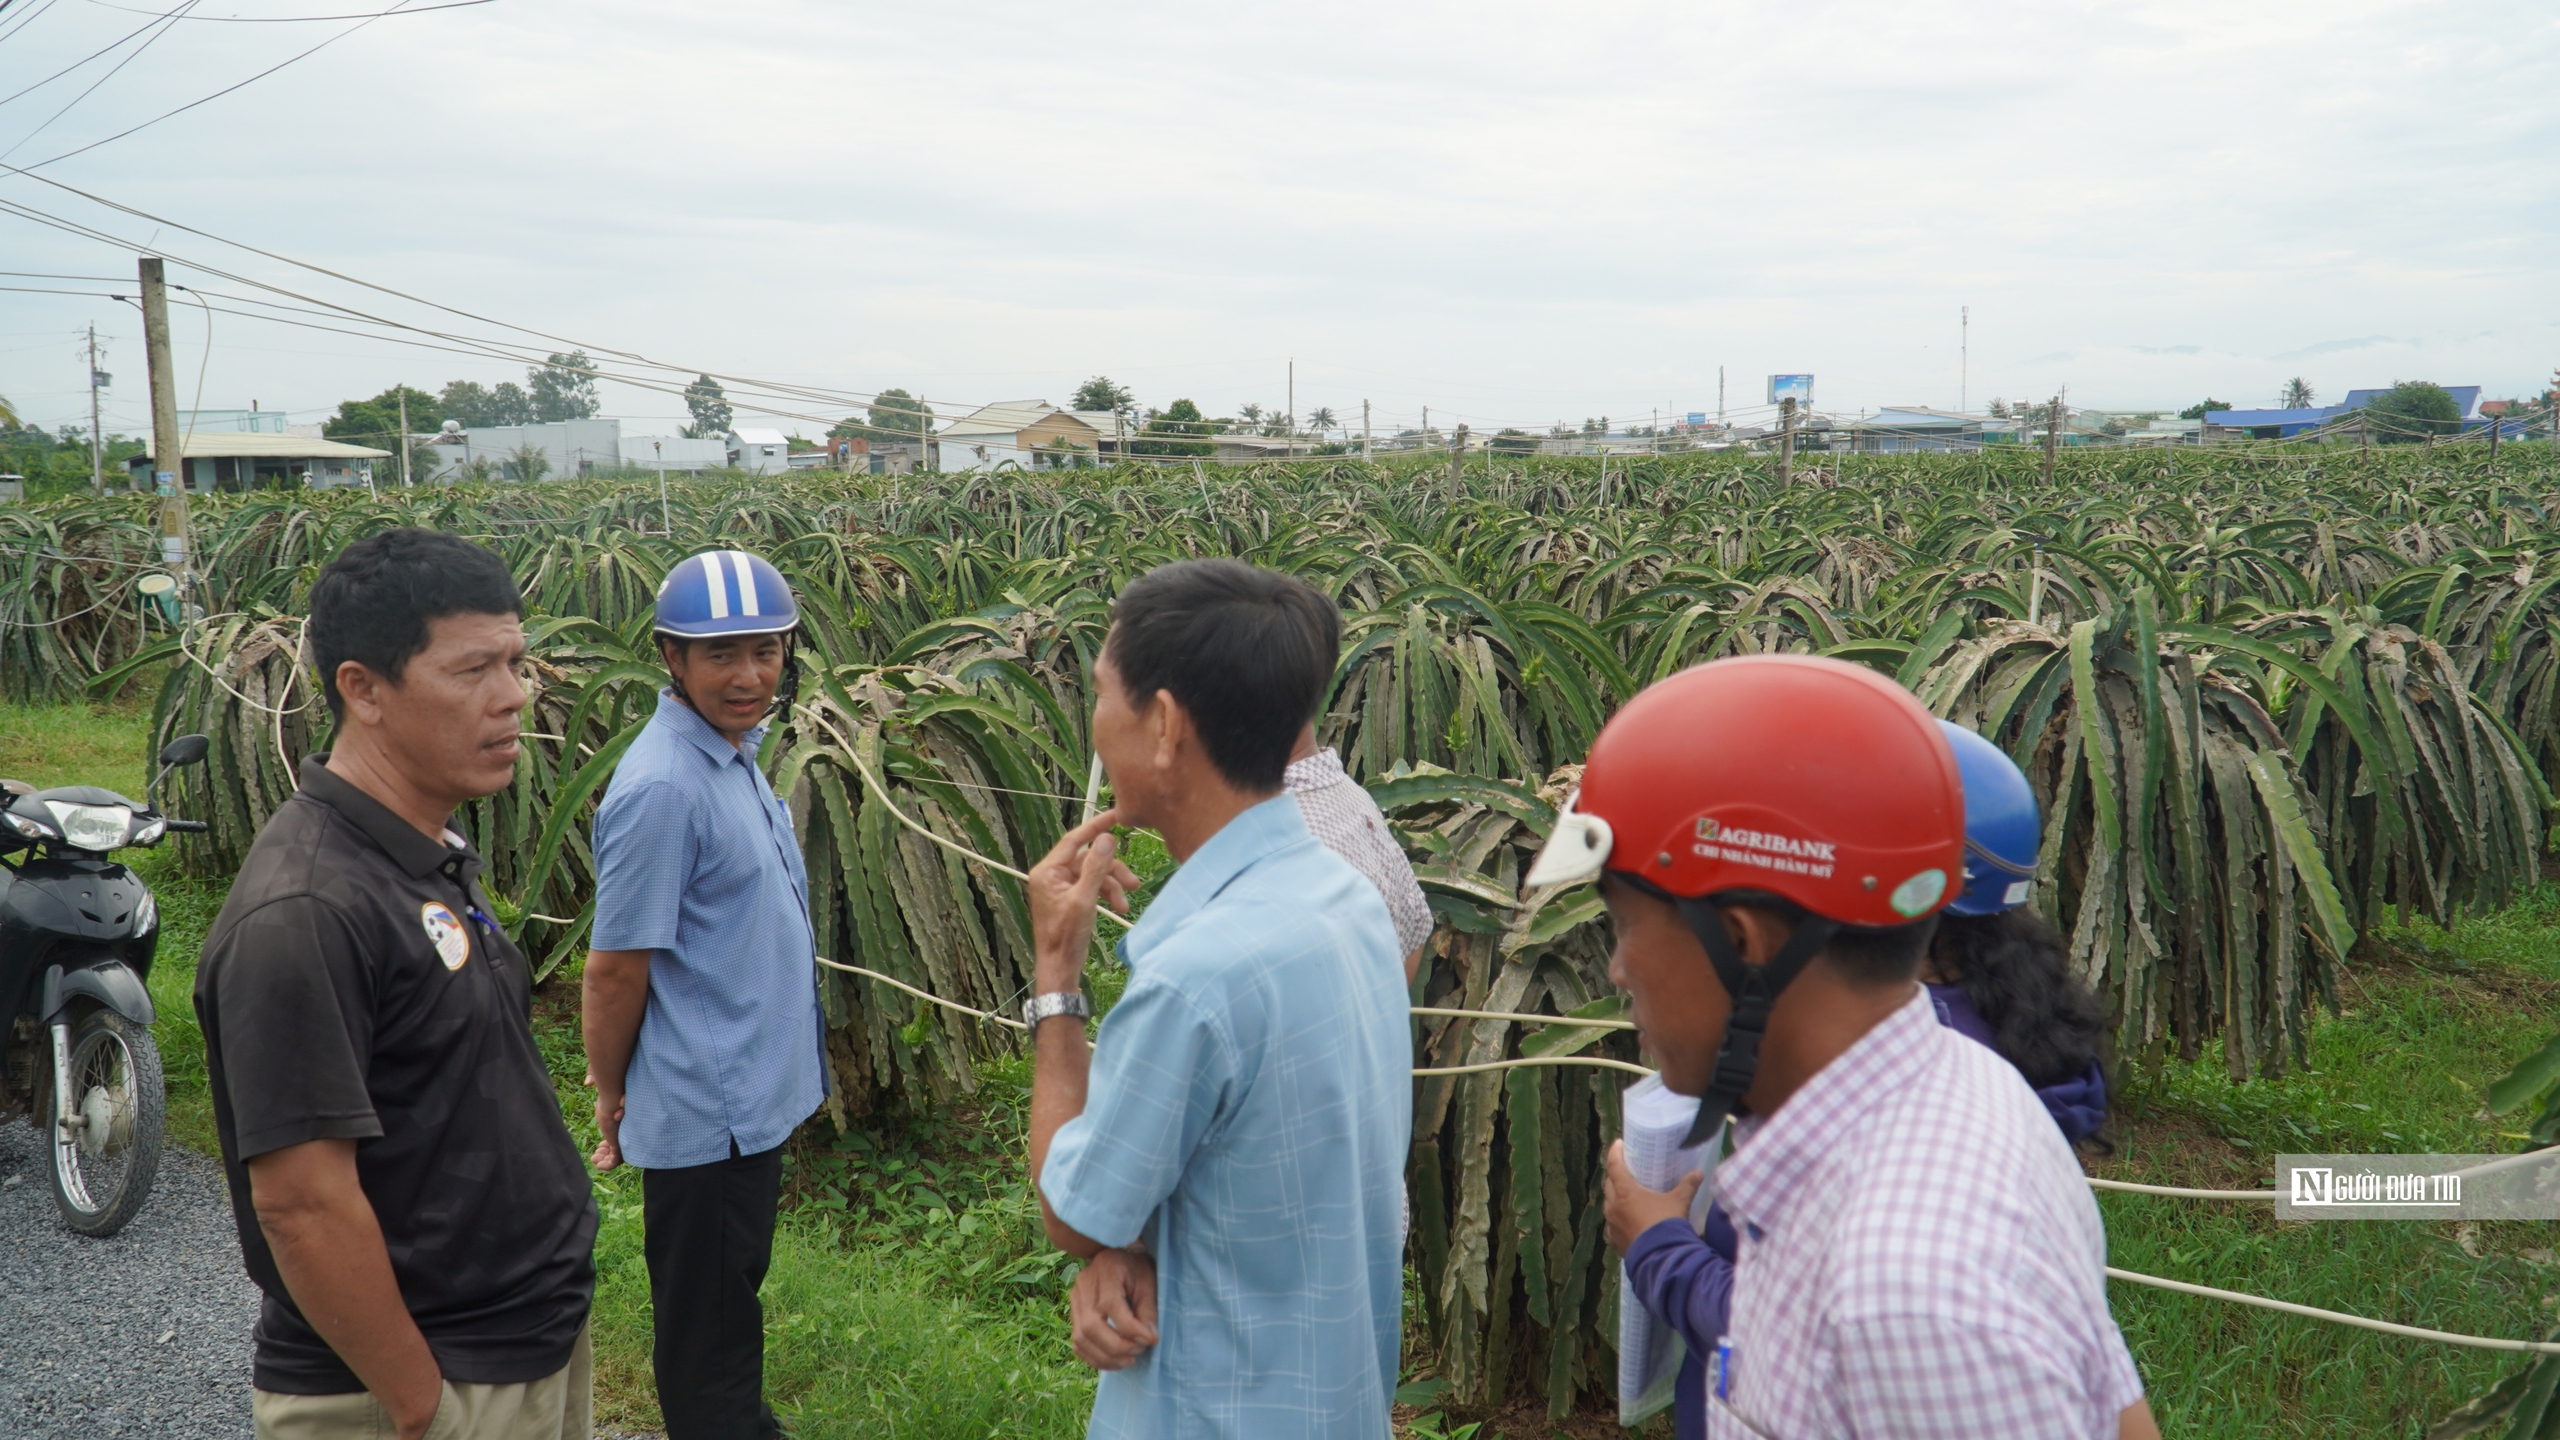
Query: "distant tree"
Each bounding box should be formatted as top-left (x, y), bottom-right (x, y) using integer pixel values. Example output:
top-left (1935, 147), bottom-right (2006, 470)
top-left (489, 383), bottom-right (533, 426)
top-left (1581, 416), bottom-right (1604, 439)
top-left (2358, 381), bottom-right (2461, 442)
top-left (862, 388), bottom-right (933, 441)
top-left (1262, 412), bottom-right (1291, 438)
top-left (529, 352), bottom-right (600, 422)
top-left (685, 374), bottom-right (732, 438)
top-left (2178, 397), bottom-right (2233, 421)
top-left (1306, 406), bottom-right (1338, 438)
top-left (1130, 398), bottom-right (1219, 457)
top-left (438, 380), bottom-right (496, 427)
top-left (324, 385), bottom-right (441, 446)
top-left (2278, 377), bottom-right (2317, 410)
top-left (1236, 402), bottom-right (1264, 430)
top-left (1072, 376), bottom-right (1135, 414)
top-left (1987, 398), bottom-right (2010, 418)
top-left (0, 393), bottom-right (18, 430)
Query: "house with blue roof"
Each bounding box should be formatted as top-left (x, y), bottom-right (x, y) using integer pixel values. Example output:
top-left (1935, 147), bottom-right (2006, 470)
top-left (2204, 384), bottom-right (2487, 442)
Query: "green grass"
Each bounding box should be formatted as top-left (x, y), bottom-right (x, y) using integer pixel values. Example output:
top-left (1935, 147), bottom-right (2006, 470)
top-left (10, 692), bottom-right (2559, 1438)
top-left (2092, 898), bottom-right (2560, 1438)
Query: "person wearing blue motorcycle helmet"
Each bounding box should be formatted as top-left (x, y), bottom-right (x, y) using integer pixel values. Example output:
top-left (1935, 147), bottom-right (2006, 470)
top-left (1604, 719), bottom-right (2118, 1440)
top-left (584, 548), bottom-right (827, 1440)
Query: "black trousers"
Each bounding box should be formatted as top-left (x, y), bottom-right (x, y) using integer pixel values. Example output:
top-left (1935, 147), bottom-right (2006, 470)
top-left (643, 1141), bottom-right (785, 1440)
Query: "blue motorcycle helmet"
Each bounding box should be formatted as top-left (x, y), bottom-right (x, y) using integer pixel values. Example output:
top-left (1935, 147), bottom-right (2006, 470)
top-left (1940, 719), bottom-right (2040, 915)
top-left (654, 549), bottom-right (803, 717)
top-left (654, 548), bottom-right (800, 640)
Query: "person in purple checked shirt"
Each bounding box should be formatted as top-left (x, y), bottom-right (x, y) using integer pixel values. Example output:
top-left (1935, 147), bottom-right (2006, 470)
top-left (1603, 721), bottom-right (2126, 1440)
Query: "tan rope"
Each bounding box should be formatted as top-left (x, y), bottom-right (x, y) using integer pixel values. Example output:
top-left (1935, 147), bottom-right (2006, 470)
top-left (2104, 1267), bottom-right (2560, 1355)
top-left (2087, 1178), bottom-right (2274, 1200)
top-left (1413, 1005), bottom-right (1635, 1031)
top-left (1416, 1055), bottom-right (1655, 1078)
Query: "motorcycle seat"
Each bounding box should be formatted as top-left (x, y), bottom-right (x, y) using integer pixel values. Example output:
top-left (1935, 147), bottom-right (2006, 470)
top-left (0, 779), bottom-right (29, 797)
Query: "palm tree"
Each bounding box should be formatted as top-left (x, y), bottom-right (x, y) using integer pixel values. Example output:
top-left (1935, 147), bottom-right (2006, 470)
top-left (1237, 402), bottom-right (1264, 430)
top-left (1306, 406), bottom-right (1338, 439)
top-left (0, 392), bottom-right (19, 431)
top-left (2279, 377), bottom-right (2317, 410)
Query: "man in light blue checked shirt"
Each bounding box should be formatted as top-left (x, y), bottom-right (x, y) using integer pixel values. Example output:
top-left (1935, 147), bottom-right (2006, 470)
top-left (1026, 559), bottom-right (1412, 1439)
top-left (583, 548), bottom-right (826, 1440)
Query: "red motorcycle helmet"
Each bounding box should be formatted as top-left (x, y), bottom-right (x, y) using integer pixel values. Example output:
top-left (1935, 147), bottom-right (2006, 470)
top-left (1527, 654), bottom-right (1965, 1142)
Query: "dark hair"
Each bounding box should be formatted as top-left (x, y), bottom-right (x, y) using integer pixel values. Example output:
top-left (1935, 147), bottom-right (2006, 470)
top-left (308, 527), bottom-right (522, 719)
top-left (1104, 559), bottom-right (1337, 792)
top-left (1930, 908), bottom-right (2107, 1089)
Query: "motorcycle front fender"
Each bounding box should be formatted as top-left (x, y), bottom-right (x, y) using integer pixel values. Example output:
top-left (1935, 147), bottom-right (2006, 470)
top-left (40, 960), bottom-right (155, 1029)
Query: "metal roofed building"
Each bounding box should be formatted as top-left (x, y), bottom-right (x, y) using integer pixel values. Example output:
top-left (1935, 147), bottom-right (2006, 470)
top-left (1846, 408), bottom-right (2017, 453)
top-left (126, 430), bottom-right (392, 491)
top-left (727, 427), bottom-right (790, 474)
top-left (936, 402), bottom-right (1109, 470)
top-left (2342, 386), bottom-right (2482, 420)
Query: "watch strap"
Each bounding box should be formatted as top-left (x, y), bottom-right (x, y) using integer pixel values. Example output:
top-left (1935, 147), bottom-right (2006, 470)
top-left (1022, 990), bottom-right (1092, 1029)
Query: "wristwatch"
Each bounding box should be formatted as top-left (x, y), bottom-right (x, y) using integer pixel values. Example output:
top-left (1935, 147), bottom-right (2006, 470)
top-left (1023, 991), bottom-right (1092, 1029)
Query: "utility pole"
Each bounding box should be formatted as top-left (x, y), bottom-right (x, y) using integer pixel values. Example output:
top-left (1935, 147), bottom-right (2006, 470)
top-left (1960, 305), bottom-right (1969, 413)
top-left (2042, 395), bottom-right (2062, 484)
top-left (1717, 366), bottom-right (1725, 424)
top-left (1362, 398), bottom-right (1371, 461)
top-left (85, 324), bottom-right (105, 494)
top-left (139, 258), bottom-right (191, 603)
top-left (1287, 358), bottom-right (1294, 461)
top-left (654, 439), bottom-right (670, 534)
top-left (397, 389), bottom-right (411, 487)
top-left (1449, 423), bottom-right (1468, 502)
top-left (1778, 397), bottom-right (1796, 484)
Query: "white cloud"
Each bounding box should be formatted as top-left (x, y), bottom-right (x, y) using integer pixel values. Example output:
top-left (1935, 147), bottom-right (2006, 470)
top-left (1, 0), bottom-right (2554, 436)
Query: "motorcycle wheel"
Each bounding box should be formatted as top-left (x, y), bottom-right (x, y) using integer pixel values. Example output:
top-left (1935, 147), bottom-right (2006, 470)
top-left (44, 1008), bottom-right (165, 1238)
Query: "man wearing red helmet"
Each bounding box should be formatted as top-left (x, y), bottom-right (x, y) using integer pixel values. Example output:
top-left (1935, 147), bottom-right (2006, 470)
top-left (1533, 655), bottom-right (2155, 1439)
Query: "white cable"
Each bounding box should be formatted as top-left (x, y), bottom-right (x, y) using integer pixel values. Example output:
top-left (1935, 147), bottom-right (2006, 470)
top-left (2104, 1267), bottom-right (2560, 1355)
top-left (2086, 1178), bottom-right (2274, 1200)
top-left (1412, 1005), bottom-right (1635, 1030)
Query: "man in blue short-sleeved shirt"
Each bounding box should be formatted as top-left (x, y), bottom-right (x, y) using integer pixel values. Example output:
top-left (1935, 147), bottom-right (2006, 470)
top-left (1026, 559), bottom-right (1411, 1440)
top-left (584, 548), bottom-right (825, 1440)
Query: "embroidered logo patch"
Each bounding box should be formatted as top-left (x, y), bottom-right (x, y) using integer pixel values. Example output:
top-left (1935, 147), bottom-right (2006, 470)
top-left (420, 901), bottom-right (469, 970)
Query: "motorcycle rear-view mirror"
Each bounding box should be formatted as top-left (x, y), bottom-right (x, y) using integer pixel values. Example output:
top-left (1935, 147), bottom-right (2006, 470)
top-left (158, 734), bottom-right (209, 768)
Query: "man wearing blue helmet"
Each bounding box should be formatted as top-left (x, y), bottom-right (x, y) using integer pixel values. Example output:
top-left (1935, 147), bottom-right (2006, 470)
top-left (1601, 720), bottom-right (2121, 1440)
top-left (583, 549), bottom-right (825, 1440)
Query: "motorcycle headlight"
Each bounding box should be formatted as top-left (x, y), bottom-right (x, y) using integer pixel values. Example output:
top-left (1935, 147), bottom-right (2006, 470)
top-left (130, 817), bottom-right (167, 847)
top-left (44, 802), bottom-right (134, 852)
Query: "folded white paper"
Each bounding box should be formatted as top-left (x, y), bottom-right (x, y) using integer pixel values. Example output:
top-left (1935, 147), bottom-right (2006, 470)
top-left (1617, 1074), bottom-right (1721, 1426)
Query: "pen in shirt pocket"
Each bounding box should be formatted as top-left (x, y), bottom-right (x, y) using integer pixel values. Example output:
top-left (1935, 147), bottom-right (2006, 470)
top-left (465, 905), bottom-right (501, 933)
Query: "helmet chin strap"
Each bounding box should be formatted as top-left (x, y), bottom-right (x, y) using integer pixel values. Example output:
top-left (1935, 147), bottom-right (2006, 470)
top-left (1673, 897), bottom-right (1839, 1150)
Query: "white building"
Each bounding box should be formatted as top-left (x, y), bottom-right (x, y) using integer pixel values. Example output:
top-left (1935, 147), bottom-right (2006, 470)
top-left (935, 401), bottom-right (1110, 470)
top-left (726, 428), bottom-right (790, 474)
top-left (625, 436), bottom-right (730, 472)
top-left (422, 418), bottom-right (621, 482)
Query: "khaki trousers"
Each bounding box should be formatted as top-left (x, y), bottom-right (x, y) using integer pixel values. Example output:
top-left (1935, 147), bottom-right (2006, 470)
top-left (252, 1320), bottom-right (592, 1440)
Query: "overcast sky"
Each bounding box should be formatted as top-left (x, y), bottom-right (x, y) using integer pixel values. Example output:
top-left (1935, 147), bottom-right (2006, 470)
top-left (3, 0), bottom-right (2554, 440)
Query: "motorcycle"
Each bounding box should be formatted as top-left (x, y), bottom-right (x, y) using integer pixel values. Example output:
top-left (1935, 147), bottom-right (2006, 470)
top-left (0, 733), bottom-right (210, 1237)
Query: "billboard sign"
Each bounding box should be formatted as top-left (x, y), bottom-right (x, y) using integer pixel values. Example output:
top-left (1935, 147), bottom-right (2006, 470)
top-left (1684, 412), bottom-right (1707, 428)
top-left (1767, 375), bottom-right (1814, 407)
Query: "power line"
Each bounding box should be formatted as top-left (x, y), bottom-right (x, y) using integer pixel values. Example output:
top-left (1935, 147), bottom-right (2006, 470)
top-left (20, 0), bottom-right (421, 171)
top-left (84, 0), bottom-right (492, 19)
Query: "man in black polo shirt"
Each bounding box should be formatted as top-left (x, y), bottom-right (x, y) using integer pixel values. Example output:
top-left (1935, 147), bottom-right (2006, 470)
top-left (196, 528), bottom-right (596, 1440)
